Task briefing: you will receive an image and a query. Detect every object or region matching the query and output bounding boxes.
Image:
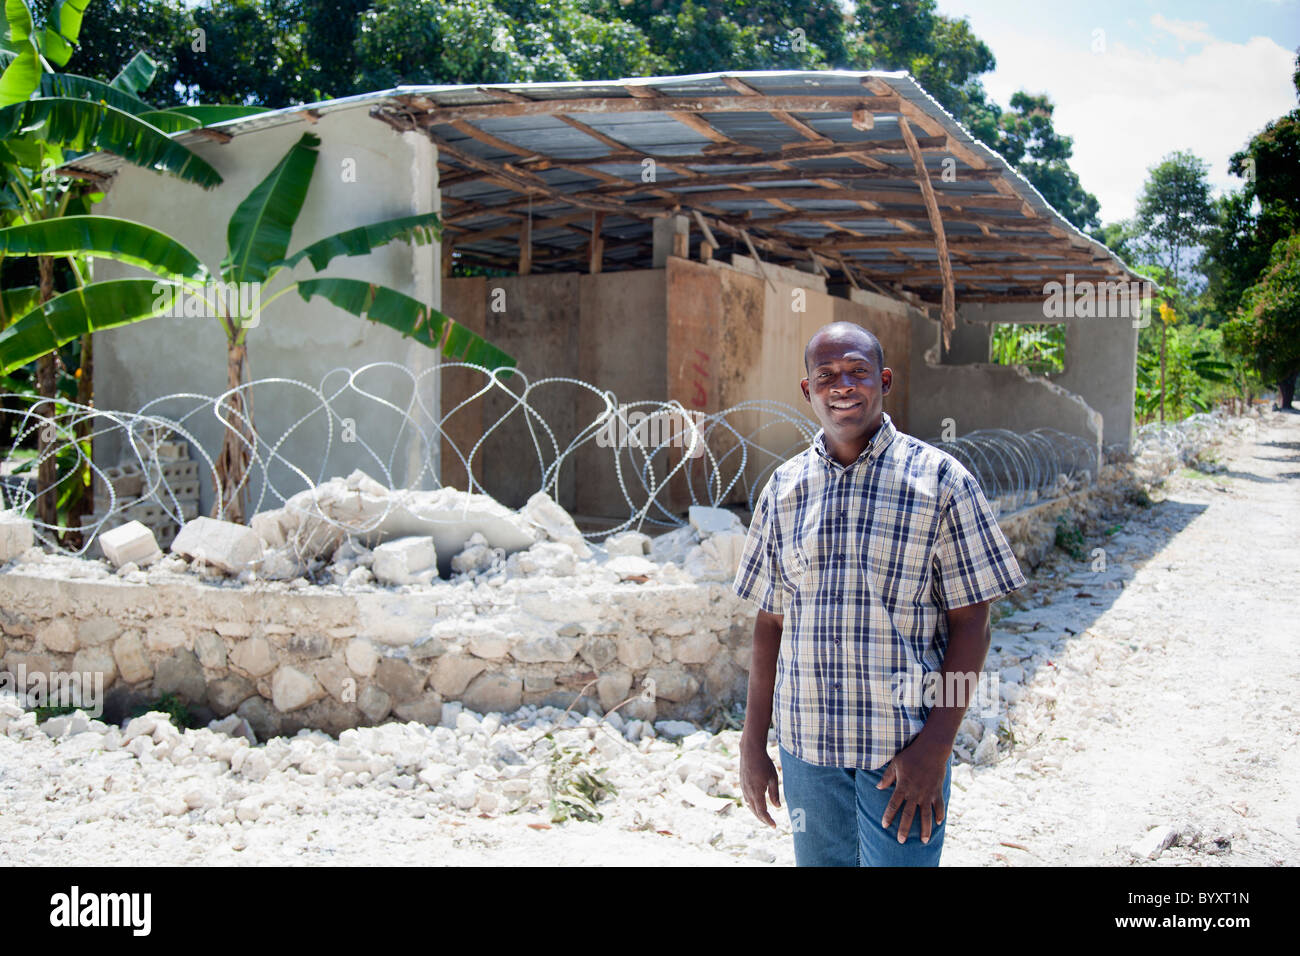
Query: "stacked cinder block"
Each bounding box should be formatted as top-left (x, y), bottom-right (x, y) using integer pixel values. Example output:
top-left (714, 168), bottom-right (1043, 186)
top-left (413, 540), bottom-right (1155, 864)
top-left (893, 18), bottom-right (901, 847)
top-left (82, 433), bottom-right (200, 550)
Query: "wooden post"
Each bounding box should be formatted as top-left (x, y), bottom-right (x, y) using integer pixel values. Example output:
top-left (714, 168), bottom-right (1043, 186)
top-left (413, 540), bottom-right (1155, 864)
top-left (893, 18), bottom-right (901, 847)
top-left (518, 214), bottom-right (532, 276)
top-left (899, 116), bottom-right (956, 347)
top-left (588, 212), bottom-right (604, 274)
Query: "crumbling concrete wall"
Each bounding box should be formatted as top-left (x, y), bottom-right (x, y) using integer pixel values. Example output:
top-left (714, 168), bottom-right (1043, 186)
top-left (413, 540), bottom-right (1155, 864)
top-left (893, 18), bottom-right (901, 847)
top-left (91, 106), bottom-right (443, 511)
top-left (906, 310), bottom-right (1104, 473)
top-left (954, 302), bottom-right (1138, 450)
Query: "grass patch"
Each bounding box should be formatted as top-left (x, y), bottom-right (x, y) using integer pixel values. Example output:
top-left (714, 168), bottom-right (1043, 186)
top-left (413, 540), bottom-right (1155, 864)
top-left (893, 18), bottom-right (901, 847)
top-left (1054, 515), bottom-right (1087, 561)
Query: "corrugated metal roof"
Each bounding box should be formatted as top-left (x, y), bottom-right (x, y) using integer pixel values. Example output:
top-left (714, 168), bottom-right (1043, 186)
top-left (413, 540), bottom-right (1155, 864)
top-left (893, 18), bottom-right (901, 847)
top-left (60, 70), bottom-right (1144, 307)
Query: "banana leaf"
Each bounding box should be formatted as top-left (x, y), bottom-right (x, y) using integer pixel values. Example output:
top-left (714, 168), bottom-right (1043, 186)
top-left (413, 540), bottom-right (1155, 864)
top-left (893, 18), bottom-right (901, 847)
top-left (0, 97), bottom-right (222, 188)
top-left (0, 215), bottom-right (208, 280)
top-left (295, 277), bottom-right (516, 373)
top-left (0, 277), bottom-right (186, 373)
top-left (221, 130), bottom-right (319, 284)
top-left (279, 212), bottom-right (441, 273)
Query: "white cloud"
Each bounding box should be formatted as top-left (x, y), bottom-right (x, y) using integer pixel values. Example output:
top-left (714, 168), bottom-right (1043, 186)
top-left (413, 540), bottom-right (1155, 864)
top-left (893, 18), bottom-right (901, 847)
top-left (1150, 14), bottom-right (1215, 49)
top-left (977, 23), bottom-right (1296, 222)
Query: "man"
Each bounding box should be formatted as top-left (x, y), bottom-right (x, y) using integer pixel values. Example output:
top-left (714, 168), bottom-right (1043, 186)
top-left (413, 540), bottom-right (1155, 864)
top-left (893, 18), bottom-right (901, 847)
top-left (734, 321), bottom-right (1026, 866)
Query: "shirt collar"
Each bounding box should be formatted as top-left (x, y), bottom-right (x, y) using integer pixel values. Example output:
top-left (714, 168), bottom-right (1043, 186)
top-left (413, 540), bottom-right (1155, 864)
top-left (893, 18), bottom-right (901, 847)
top-left (812, 412), bottom-right (896, 470)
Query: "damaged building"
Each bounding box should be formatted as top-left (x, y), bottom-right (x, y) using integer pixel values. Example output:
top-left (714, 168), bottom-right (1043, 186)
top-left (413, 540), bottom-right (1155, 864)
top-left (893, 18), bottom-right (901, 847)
top-left (65, 70), bottom-right (1146, 525)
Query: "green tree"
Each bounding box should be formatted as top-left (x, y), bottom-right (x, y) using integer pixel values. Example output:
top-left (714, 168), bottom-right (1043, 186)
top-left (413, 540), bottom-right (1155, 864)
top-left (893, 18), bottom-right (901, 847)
top-left (1222, 233), bottom-right (1300, 409)
top-left (994, 91), bottom-right (1099, 230)
top-left (1203, 48), bottom-right (1299, 321)
top-left (1133, 150), bottom-right (1215, 421)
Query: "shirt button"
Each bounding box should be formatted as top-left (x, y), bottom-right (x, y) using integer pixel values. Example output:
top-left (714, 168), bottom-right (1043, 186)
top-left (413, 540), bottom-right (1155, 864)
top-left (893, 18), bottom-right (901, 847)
top-left (834, 638), bottom-right (841, 645)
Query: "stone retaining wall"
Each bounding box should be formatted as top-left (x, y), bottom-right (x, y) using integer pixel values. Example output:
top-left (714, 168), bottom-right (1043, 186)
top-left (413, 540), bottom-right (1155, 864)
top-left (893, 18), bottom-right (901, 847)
top-left (0, 569), bottom-right (755, 740)
top-left (0, 472), bottom-right (1124, 739)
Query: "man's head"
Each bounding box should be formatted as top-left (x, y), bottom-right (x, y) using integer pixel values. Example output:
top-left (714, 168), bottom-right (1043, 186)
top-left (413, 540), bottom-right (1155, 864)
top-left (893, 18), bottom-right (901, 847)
top-left (801, 322), bottom-right (892, 452)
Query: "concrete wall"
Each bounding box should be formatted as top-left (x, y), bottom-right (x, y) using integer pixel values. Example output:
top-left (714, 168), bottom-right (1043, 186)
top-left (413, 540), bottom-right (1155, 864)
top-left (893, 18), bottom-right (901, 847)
top-left (439, 270), bottom-right (665, 514)
top-left (440, 257), bottom-right (918, 518)
top-left (91, 107), bottom-right (442, 513)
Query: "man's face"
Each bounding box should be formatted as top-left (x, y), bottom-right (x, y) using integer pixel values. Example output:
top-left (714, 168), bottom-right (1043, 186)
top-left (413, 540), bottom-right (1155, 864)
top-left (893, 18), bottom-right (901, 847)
top-left (801, 332), bottom-right (892, 444)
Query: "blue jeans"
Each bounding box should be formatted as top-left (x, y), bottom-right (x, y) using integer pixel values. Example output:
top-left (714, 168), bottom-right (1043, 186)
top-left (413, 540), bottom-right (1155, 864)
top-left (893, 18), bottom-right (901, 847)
top-left (778, 744), bottom-right (953, 866)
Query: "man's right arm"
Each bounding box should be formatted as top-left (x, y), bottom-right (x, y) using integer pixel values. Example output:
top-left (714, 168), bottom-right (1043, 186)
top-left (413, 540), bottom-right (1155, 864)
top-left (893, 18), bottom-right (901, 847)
top-left (742, 610), bottom-right (783, 752)
top-left (731, 479), bottom-right (786, 826)
top-left (739, 609), bottom-right (783, 826)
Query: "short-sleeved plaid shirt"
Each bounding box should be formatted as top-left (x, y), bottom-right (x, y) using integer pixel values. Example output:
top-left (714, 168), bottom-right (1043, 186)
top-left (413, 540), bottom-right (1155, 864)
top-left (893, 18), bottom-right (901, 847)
top-left (733, 412), bottom-right (1026, 770)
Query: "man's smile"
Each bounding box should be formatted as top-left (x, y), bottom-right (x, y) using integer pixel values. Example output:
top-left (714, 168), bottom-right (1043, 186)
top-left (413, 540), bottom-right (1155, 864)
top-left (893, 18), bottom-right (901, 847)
top-left (828, 399), bottom-right (863, 411)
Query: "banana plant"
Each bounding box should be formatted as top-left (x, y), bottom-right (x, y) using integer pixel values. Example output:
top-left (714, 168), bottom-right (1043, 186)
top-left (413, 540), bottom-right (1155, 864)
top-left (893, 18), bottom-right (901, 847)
top-left (0, 130), bottom-right (514, 524)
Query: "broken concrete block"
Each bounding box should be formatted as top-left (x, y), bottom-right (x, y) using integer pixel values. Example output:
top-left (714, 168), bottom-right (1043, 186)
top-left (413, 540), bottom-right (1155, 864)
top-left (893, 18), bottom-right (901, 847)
top-left (98, 520), bottom-right (162, 568)
top-left (371, 535), bottom-right (436, 586)
top-left (604, 530), bottom-right (651, 557)
top-left (0, 510), bottom-right (34, 563)
top-left (688, 505), bottom-right (744, 538)
top-left (519, 491), bottom-right (592, 557)
top-left (170, 516), bottom-right (264, 574)
top-left (250, 509), bottom-right (288, 549)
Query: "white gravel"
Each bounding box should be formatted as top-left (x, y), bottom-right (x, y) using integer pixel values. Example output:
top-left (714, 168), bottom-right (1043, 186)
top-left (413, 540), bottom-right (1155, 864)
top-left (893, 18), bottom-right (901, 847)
top-left (2, 410), bottom-right (1295, 866)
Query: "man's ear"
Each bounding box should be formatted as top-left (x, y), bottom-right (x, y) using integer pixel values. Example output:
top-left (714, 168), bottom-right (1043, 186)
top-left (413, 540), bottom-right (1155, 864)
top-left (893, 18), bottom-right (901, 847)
top-left (881, 368), bottom-right (892, 396)
top-left (800, 378), bottom-right (811, 402)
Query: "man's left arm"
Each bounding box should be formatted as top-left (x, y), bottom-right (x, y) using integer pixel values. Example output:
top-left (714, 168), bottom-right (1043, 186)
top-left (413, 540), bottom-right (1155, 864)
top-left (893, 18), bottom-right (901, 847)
top-left (879, 468), bottom-right (1025, 845)
top-left (878, 600), bottom-right (990, 845)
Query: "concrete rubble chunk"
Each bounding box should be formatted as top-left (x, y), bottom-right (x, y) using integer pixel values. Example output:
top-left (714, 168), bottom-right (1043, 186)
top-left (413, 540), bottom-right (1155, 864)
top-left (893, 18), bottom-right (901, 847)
top-left (684, 531), bottom-right (747, 581)
top-left (506, 541), bottom-right (576, 577)
top-left (371, 535), bottom-right (437, 587)
top-left (0, 510), bottom-right (34, 564)
top-left (170, 516), bottom-right (264, 574)
top-left (688, 505), bottom-right (744, 538)
top-left (650, 525), bottom-right (699, 565)
top-left (605, 555), bottom-right (659, 580)
top-left (258, 546), bottom-right (306, 581)
top-left (98, 520), bottom-right (162, 568)
top-left (250, 509), bottom-right (288, 549)
top-left (519, 491), bottom-right (592, 557)
top-left (450, 532), bottom-right (504, 575)
top-left (604, 531), bottom-right (651, 556)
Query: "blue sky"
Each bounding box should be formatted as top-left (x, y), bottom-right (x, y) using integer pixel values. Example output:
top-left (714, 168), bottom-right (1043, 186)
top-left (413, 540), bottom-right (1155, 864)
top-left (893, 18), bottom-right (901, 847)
top-left (936, 0), bottom-right (1299, 222)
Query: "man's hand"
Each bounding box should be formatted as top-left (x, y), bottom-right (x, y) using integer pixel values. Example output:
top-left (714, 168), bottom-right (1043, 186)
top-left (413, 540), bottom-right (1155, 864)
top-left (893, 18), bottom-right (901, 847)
top-left (877, 732), bottom-right (950, 844)
top-left (739, 739), bottom-right (782, 827)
